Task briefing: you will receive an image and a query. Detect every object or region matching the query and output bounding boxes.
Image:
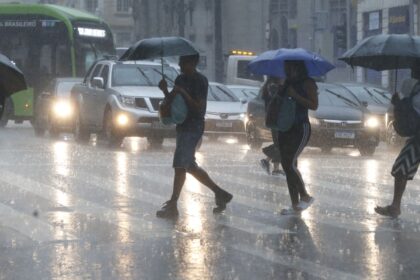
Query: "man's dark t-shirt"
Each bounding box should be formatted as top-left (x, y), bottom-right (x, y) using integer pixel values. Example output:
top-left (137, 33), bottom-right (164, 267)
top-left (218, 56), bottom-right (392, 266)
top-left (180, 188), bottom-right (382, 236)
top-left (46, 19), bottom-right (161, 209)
top-left (174, 72), bottom-right (208, 132)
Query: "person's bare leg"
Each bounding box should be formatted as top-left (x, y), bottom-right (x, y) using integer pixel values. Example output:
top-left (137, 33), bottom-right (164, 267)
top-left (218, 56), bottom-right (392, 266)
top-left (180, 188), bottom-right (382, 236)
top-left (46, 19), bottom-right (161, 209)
top-left (170, 168), bottom-right (187, 202)
top-left (375, 176), bottom-right (406, 218)
top-left (188, 167), bottom-right (223, 194)
top-left (391, 176), bottom-right (407, 212)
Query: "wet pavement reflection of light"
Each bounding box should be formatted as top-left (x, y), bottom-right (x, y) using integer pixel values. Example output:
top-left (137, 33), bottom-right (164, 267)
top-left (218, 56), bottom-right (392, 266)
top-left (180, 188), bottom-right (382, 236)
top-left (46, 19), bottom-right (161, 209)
top-left (53, 142), bottom-right (70, 177)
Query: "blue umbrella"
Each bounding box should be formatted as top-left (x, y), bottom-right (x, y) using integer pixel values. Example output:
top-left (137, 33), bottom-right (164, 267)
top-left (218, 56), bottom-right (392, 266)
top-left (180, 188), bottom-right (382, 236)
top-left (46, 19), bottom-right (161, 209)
top-left (248, 48), bottom-right (335, 78)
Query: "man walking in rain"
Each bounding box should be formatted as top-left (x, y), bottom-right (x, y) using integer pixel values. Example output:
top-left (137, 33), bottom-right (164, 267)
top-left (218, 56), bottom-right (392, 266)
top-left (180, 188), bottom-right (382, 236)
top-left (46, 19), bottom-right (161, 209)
top-left (156, 54), bottom-right (233, 218)
top-left (375, 67), bottom-right (420, 218)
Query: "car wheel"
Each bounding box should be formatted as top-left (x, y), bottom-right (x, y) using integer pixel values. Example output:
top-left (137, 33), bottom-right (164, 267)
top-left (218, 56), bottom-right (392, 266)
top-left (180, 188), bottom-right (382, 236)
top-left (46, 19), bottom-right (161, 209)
top-left (147, 136), bottom-right (164, 149)
top-left (246, 123), bottom-right (262, 150)
top-left (0, 97), bottom-right (12, 128)
top-left (104, 109), bottom-right (123, 147)
top-left (74, 110), bottom-right (90, 143)
top-left (358, 144), bottom-right (376, 156)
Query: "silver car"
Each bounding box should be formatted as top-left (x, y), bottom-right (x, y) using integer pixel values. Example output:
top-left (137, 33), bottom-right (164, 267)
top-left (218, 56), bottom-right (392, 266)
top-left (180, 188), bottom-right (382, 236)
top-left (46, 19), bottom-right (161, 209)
top-left (71, 60), bottom-right (179, 147)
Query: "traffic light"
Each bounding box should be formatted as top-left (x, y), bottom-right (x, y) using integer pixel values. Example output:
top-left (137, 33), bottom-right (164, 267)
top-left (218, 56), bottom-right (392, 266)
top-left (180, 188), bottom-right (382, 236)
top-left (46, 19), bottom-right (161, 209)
top-left (335, 24), bottom-right (347, 49)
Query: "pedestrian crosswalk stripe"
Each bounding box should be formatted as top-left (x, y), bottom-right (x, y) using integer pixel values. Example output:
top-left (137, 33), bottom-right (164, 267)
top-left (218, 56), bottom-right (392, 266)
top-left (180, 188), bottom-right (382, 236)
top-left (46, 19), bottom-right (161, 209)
top-left (0, 202), bottom-right (77, 243)
top-left (0, 170), bottom-right (172, 240)
top-left (231, 244), bottom-right (364, 280)
top-left (130, 169), bottom-right (398, 233)
top-left (75, 170), bottom-right (295, 236)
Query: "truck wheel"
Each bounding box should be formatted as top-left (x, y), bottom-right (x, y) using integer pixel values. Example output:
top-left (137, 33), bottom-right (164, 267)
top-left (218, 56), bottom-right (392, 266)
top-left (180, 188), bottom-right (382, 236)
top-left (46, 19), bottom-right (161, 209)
top-left (74, 110), bottom-right (90, 143)
top-left (246, 123), bottom-right (262, 150)
top-left (358, 144), bottom-right (376, 156)
top-left (0, 97), bottom-right (13, 128)
top-left (104, 109), bottom-right (123, 147)
top-left (147, 136), bottom-right (164, 148)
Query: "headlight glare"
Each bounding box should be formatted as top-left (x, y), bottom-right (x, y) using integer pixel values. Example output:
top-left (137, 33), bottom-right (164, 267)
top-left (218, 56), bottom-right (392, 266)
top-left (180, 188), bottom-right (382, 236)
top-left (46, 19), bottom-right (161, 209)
top-left (365, 116), bottom-right (380, 128)
top-left (116, 114), bottom-right (129, 126)
top-left (53, 100), bottom-right (73, 118)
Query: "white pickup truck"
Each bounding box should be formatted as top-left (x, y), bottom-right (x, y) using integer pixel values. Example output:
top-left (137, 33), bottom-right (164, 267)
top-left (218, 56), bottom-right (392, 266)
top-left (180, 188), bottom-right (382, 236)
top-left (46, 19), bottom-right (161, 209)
top-left (225, 54), bottom-right (264, 87)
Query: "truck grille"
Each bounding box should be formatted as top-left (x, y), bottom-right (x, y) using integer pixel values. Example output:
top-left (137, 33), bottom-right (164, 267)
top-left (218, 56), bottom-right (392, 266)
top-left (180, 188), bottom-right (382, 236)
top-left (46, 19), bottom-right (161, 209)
top-left (321, 121), bottom-right (362, 129)
top-left (135, 98), bottom-right (148, 109)
top-left (149, 98), bottom-right (163, 111)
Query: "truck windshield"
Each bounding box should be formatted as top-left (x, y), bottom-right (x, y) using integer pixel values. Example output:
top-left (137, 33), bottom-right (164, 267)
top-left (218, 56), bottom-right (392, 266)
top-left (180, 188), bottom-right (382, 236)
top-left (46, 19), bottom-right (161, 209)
top-left (208, 85), bottom-right (240, 102)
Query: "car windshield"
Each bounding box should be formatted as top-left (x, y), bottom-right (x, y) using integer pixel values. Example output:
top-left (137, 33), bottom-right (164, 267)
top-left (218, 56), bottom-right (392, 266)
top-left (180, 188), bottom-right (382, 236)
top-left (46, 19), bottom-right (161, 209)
top-left (208, 85), bottom-right (240, 102)
top-left (318, 85), bottom-right (361, 108)
top-left (112, 64), bottom-right (178, 87)
top-left (229, 87), bottom-right (259, 100)
top-left (56, 81), bottom-right (79, 97)
top-left (345, 86), bottom-right (391, 105)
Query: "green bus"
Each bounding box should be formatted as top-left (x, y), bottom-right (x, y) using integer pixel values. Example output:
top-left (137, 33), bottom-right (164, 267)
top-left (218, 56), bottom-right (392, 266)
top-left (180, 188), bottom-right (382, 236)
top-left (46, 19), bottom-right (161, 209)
top-left (0, 4), bottom-right (115, 127)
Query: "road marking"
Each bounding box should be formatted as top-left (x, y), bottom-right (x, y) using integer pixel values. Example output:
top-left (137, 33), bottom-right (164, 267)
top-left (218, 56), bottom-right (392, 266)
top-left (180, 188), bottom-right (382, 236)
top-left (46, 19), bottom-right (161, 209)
top-left (0, 202), bottom-right (77, 243)
top-left (75, 170), bottom-right (294, 236)
top-left (231, 244), bottom-right (364, 280)
top-left (0, 170), bottom-right (172, 240)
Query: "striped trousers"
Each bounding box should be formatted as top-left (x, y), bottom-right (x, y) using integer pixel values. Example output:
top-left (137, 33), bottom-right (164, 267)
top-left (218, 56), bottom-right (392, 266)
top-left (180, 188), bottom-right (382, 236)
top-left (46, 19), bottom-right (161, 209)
top-left (392, 135), bottom-right (420, 180)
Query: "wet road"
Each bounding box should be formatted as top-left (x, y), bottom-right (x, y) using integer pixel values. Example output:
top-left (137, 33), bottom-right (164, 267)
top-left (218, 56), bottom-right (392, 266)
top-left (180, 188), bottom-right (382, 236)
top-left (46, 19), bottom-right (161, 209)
top-left (0, 125), bottom-right (419, 280)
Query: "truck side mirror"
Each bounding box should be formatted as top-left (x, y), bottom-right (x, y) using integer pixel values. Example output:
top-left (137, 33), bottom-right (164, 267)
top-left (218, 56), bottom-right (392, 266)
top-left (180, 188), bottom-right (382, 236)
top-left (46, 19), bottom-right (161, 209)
top-left (92, 77), bottom-right (104, 89)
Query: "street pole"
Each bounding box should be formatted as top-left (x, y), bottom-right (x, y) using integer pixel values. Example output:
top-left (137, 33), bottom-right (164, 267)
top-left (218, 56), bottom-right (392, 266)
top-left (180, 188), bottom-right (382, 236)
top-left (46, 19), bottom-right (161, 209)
top-left (409, 0), bottom-right (415, 35)
top-left (214, 0), bottom-right (224, 83)
top-left (346, 0), bottom-right (351, 50)
top-left (178, 0), bottom-right (186, 37)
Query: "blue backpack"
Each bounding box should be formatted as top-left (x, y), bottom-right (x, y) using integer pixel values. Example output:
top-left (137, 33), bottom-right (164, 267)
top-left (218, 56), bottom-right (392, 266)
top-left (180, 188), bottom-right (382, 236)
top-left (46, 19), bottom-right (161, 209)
top-left (393, 84), bottom-right (420, 137)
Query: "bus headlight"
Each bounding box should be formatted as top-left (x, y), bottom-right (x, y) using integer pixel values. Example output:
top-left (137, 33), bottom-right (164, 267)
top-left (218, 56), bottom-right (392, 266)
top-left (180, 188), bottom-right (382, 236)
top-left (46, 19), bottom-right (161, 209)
top-left (53, 100), bottom-right (73, 118)
top-left (116, 114), bottom-right (129, 126)
top-left (365, 116), bottom-right (380, 128)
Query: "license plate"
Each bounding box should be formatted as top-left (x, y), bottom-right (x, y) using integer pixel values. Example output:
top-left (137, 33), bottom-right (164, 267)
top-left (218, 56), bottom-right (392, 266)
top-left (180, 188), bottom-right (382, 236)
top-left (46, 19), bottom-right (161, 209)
top-left (334, 131), bottom-right (355, 139)
top-left (216, 122), bottom-right (233, 128)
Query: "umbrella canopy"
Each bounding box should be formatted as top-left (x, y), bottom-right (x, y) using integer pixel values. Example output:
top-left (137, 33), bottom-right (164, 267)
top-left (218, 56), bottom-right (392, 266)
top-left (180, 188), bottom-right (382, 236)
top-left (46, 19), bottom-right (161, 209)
top-left (0, 53), bottom-right (27, 98)
top-left (339, 34), bottom-right (420, 70)
top-left (120, 36), bottom-right (199, 61)
top-left (248, 48), bottom-right (335, 78)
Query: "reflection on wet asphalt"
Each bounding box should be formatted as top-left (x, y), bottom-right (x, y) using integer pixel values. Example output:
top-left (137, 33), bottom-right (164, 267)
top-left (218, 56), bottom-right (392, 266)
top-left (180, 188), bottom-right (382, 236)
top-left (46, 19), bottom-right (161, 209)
top-left (0, 126), bottom-right (419, 279)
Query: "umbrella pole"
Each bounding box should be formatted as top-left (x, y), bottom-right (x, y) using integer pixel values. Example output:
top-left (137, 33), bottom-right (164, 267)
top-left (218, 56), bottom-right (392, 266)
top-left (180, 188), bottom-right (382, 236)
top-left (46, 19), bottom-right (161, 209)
top-left (161, 56), bottom-right (165, 80)
top-left (394, 69), bottom-right (398, 93)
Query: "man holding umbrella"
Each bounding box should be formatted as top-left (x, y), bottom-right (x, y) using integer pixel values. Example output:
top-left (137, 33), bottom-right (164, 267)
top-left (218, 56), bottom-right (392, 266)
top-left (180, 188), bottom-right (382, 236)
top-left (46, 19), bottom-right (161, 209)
top-left (156, 54), bottom-right (233, 218)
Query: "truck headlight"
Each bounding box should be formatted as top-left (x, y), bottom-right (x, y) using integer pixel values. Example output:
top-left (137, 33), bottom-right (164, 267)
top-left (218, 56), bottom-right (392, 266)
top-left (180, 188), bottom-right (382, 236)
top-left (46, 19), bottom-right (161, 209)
top-left (53, 100), bottom-right (73, 118)
top-left (116, 114), bottom-right (129, 126)
top-left (365, 116), bottom-right (380, 128)
top-left (120, 96), bottom-right (136, 107)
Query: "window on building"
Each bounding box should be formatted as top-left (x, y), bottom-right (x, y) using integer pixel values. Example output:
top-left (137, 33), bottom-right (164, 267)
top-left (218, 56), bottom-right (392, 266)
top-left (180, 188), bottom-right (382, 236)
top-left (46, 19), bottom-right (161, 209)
top-left (85, 0), bottom-right (98, 13)
top-left (117, 0), bottom-right (131, 12)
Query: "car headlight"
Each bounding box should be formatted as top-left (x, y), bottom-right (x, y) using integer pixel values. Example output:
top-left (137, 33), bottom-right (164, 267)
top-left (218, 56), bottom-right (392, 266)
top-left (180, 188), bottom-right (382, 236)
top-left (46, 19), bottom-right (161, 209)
top-left (116, 114), bottom-right (129, 126)
top-left (120, 96), bottom-right (136, 107)
top-left (239, 113), bottom-right (245, 119)
top-left (53, 100), bottom-right (73, 118)
top-left (309, 116), bottom-right (320, 126)
top-left (365, 116), bottom-right (380, 128)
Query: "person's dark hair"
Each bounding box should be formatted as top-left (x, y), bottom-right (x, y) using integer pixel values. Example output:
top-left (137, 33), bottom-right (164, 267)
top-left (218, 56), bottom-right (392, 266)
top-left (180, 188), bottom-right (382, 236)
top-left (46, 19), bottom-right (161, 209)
top-left (285, 60), bottom-right (308, 81)
top-left (180, 54), bottom-right (200, 65)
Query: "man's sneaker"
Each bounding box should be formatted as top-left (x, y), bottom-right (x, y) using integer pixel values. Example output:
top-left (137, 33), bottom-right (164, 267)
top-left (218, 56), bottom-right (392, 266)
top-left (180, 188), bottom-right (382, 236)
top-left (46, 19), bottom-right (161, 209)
top-left (272, 169), bottom-right (286, 176)
top-left (214, 190), bottom-right (233, 213)
top-left (259, 159), bottom-right (271, 175)
top-left (156, 200), bottom-right (179, 218)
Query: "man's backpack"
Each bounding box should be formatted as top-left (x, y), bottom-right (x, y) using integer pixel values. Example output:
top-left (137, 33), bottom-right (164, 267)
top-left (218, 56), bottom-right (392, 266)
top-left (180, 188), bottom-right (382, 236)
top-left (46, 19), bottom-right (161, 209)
top-left (393, 84), bottom-right (420, 137)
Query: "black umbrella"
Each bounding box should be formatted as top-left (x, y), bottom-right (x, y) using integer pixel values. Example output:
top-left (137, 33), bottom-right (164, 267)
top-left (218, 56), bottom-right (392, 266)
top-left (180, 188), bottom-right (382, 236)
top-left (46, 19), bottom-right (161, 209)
top-left (340, 34), bottom-right (420, 91)
top-left (0, 53), bottom-right (27, 98)
top-left (340, 34), bottom-right (420, 70)
top-left (120, 36), bottom-right (199, 77)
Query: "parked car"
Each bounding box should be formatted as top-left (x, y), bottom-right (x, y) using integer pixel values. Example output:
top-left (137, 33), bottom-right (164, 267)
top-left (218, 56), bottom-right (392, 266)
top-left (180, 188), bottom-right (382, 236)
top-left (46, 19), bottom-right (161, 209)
top-left (34, 78), bottom-right (82, 137)
top-left (246, 82), bottom-right (381, 155)
top-left (340, 83), bottom-right (391, 139)
top-left (226, 85), bottom-right (260, 102)
top-left (204, 82), bottom-right (248, 140)
top-left (71, 59), bottom-right (179, 147)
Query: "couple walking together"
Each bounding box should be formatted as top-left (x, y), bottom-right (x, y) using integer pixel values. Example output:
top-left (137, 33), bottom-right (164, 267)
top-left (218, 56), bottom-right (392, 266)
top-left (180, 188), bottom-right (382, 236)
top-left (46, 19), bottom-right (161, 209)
top-left (155, 54), bottom-right (317, 218)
